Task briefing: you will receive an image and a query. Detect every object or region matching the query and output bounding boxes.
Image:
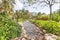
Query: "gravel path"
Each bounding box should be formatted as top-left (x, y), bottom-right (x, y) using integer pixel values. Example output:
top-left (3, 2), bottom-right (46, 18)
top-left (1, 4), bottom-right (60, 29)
top-left (22, 21), bottom-right (41, 35)
top-left (12, 20), bottom-right (58, 40)
top-left (20, 20), bottom-right (45, 40)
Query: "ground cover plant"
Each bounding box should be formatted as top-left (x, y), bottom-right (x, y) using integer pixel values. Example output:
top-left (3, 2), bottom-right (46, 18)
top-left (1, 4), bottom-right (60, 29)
top-left (0, 13), bottom-right (22, 40)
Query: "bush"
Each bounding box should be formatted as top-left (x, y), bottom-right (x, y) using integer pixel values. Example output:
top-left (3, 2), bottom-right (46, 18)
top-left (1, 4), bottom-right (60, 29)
top-left (36, 15), bottom-right (48, 20)
top-left (31, 20), bottom-right (60, 36)
top-left (42, 21), bottom-right (60, 35)
top-left (41, 16), bottom-right (48, 20)
top-left (0, 13), bottom-right (22, 40)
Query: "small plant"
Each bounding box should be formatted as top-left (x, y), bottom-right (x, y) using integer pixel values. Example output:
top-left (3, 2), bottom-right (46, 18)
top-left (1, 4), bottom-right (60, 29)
top-left (0, 13), bottom-right (22, 40)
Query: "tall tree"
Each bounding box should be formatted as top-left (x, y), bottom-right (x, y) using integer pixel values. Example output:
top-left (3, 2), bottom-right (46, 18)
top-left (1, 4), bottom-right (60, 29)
top-left (27, 0), bottom-right (60, 21)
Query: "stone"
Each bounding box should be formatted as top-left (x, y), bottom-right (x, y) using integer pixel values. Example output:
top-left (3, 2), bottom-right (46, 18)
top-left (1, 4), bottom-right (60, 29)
top-left (22, 38), bottom-right (26, 40)
top-left (45, 33), bottom-right (58, 40)
top-left (15, 38), bottom-right (18, 40)
top-left (24, 34), bottom-right (28, 37)
top-left (31, 39), bottom-right (35, 40)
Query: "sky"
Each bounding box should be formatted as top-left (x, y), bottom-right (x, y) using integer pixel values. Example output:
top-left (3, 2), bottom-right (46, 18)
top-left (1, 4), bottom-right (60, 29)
top-left (14, 0), bottom-right (60, 14)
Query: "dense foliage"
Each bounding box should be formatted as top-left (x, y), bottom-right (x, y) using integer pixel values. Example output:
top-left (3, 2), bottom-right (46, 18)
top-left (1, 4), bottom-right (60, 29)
top-left (35, 9), bottom-right (60, 22)
top-left (52, 10), bottom-right (60, 22)
top-left (31, 20), bottom-right (60, 35)
top-left (0, 13), bottom-right (22, 40)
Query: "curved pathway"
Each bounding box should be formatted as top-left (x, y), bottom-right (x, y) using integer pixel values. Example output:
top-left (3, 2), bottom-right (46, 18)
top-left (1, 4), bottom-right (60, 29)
top-left (20, 20), bottom-right (45, 40)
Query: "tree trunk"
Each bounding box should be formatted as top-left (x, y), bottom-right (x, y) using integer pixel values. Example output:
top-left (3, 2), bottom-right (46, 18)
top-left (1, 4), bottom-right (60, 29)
top-left (49, 5), bottom-right (52, 21)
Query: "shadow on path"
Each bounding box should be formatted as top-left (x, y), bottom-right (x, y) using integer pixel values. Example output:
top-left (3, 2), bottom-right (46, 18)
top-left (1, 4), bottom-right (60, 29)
top-left (20, 20), bottom-right (45, 40)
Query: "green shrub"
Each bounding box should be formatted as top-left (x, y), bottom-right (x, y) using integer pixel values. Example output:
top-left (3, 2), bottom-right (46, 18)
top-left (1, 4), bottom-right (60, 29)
top-left (31, 20), bottom-right (60, 36)
top-left (0, 13), bottom-right (22, 40)
top-left (42, 21), bottom-right (60, 35)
